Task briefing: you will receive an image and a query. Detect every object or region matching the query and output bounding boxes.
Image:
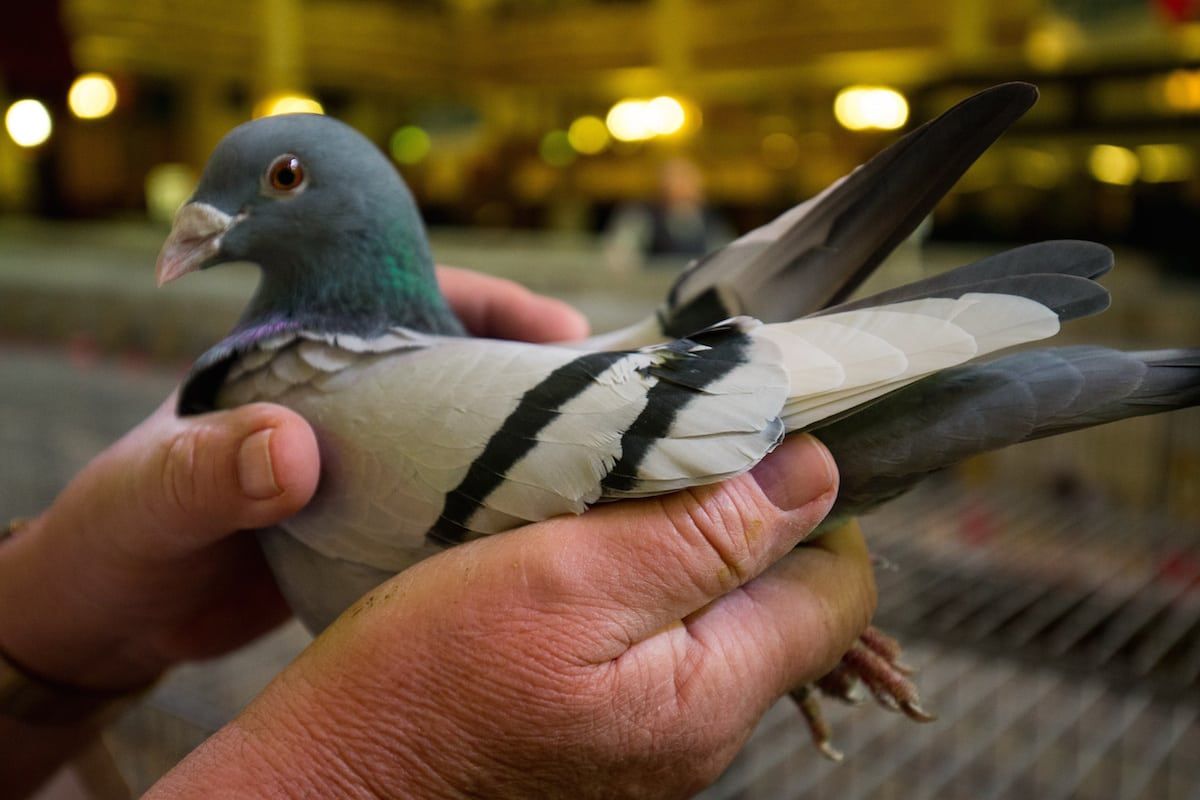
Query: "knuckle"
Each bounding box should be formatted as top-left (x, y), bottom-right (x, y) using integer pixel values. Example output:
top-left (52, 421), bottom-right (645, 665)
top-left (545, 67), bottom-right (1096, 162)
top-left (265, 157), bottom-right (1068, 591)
top-left (662, 484), bottom-right (767, 592)
top-left (158, 424), bottom-right (217, 514)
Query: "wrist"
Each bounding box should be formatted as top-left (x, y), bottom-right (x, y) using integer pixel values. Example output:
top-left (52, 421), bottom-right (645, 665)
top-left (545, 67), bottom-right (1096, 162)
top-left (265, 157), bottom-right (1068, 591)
top-left (265, 648), bottom-right (467, 798)
top-left (0, 513), bottom-right (165, 692)
top-left (150, 660), bottom-right (458, 799)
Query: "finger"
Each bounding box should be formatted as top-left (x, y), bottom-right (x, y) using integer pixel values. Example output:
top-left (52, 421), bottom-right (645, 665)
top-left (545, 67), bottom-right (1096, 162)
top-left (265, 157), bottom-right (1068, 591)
top-left (437, 265), bottom-right (590, 342)
top-left (515, 434), bottom-right (838, 651)
top-left (677, 523), bottom-right (876, 711)
top-left (80, 400), bottom-right (320, 559)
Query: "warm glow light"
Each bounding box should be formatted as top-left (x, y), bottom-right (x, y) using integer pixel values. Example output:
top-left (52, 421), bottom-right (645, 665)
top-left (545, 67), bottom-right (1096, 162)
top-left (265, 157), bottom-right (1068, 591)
top-left (1011, 147), bottom-right (1066, 189)
top-left (253, 93), bottom-right (324, 118)
top-left (1163, 70), bottom-right (1200, 112)
top-left (606, 100), bottom-right (655, 142)
top-left (1026, 27), bottom-right (1070, 71)
top-left (1137, 144), bottom-right (1195, 183)
top-left (539, 130), bottom-right (576, 167)
top-left (5, 99), bottom-right (52, 147)
top-left (68, 73), bottom-right (118, 120)
top-left (647, 96), bottom-right (686, 136)
top-left (390, 126), bottom-right (431, 164)
top-left (145, 163), bottom-right (197, 223)
top-left (1089, 145), bottom-right (1139, 186)
top-left (761, 132), bottom-right (800, 169)
top-left (833, 86), bottom-right (909, 131)
top-left (605, 96), bottom-right (691, 142)
top-left (567, 115), bottom-right (610, 155)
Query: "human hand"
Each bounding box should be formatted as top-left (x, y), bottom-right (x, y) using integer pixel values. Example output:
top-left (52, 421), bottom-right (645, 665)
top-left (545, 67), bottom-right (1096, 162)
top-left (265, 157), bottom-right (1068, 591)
top-left (148, 436), bottom-right (875, 799)
top-left (0, 268), bottom-right (588, 692)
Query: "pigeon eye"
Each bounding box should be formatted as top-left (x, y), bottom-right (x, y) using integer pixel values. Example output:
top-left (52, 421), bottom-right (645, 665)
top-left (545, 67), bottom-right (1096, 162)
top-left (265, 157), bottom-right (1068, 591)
top-left (266, 155), bottom-right (305, 194)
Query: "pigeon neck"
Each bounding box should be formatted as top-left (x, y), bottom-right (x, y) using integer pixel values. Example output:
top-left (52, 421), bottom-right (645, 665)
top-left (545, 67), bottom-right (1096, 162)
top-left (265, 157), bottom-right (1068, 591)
top-left (236, 224), bottom-right (465, 338)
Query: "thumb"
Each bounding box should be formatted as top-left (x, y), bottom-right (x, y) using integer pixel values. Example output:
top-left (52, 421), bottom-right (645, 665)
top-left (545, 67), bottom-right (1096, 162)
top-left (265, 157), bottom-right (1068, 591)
top-left (106, 400), bottom-right (320, 558)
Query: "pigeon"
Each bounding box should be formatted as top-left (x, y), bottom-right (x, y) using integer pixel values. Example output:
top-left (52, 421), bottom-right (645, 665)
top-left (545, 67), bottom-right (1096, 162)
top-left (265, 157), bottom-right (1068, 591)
top-left (158, 82), bottom-right (1200, 758)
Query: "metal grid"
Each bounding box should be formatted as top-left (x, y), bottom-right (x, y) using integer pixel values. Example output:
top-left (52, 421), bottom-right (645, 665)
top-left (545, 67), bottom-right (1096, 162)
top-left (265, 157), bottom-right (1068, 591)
top-left (704, 482), bottom-right (1200, 800)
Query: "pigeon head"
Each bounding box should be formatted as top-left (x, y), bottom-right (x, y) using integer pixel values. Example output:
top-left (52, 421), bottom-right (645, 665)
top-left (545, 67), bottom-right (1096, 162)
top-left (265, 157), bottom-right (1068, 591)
top-left (157, 113), bottom-right (462, 337)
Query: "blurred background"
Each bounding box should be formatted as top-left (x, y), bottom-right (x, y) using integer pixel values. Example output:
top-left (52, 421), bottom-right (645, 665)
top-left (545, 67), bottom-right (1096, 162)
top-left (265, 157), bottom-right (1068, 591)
top-left (2, 1), bottom-right (1200, 798)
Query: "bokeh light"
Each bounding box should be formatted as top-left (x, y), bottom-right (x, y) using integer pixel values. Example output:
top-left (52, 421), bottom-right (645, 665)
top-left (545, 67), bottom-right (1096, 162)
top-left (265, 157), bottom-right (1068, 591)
top-left (1137, 144), bottom-right (1194, 183)
top-left (68, 73), bottom-right (119, 120)
top-left (1162, 69), bottom-right (1200, 112)
top-left (253, 93), bottom-right (324, 118)
top-left (1010, 147), bottom-right (1067, 190)
top-left (761, 132), bottom-right (800, 169)
top-left (647, 96), bottom-right (686, 136)
top-left (833, 86), bottom-right (909, 131)
top-left (606, 96), bottom-right (691, 142)
top-left (5, 99), bottom-right (53, 148)
top-left (606, 99), bottom-right (656, 142)
top-left (145, 163), bottom-right (198, 223)
top-left (1089, 144), bottom-right (1139, 186)
top-left (539, 129), bottom-right (576, 167)
top-left (567, 115), bottom-right (610, 155)
top-left (390, 126), bottom-right (432, 165)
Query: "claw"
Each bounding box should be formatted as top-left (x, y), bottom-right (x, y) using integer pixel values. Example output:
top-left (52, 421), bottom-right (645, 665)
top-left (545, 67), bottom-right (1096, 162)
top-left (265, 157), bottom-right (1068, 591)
top-left (798, 626), bottom-right (935, 758)
top-left (872, 687), bottom-right (902, 712)
top-left (900, 700), bottom-right (937, 723)
top-left (838, 633), bottom-right (935, 722)
top-left (817, 740), bottom-right (845, 763)
top-left (789, 685), bottom-right (843, 762)
top-left (870, 553), bottom-right (900, 572)
top-left (815, 664), bottom-right (864, 705)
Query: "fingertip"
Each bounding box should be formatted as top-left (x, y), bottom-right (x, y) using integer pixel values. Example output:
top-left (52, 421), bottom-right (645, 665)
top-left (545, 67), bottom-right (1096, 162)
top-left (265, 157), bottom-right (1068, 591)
top-left (527, 296), bottom-right (590, 343)
top-left (493, 287), bottom-right (589, 343)
top-left (436, 264), bottom-right (590, 342)
top-left (545, 298), bottom-right (591, 342)
top-left (750, 434), bottom-right (838, 513)
top-left (227, 403), bottom-right (320, 519)
top-left (263, 408), bottom-right (321, 512)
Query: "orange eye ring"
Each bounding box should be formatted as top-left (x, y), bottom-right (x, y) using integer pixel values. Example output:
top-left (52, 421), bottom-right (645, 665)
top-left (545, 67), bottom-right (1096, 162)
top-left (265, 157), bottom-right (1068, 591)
top-left (267, 154), bottom-right (305, 192)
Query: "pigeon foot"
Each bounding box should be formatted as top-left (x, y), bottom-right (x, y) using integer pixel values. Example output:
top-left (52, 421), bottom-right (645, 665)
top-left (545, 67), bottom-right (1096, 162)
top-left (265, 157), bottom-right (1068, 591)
top-left (789, 625), bottom-right (935, 759)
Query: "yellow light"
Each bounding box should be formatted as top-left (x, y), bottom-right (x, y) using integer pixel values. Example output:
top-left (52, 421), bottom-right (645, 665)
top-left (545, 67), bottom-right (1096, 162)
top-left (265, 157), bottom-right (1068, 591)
top-left (606, 99), bottom-right (655, 142)
top-left (145, 163), bottom-right (198, 224)
top-left (390, 126), bottom-right (431, 165)
top-left (1163, 70), bottom-right (1200, 112)
top-left (253, 93), bottom-right (324, 119)
top-left (1088, 145), bottom-right (1139, 186)
top-left (647, 95), bottom-right (686, 136)
top-left (1137, 144), bottom-right (1195, 183)
top-left (567, 115), bottom-right (610, 155)
top-left (1026, 27), bottom-right (1070, 71)
top-left (5, 99), bottom-right (52, 148)
top-left (1011, 147), bottom-right (1066, 189)
top-left (539, 130), bottom-right (576, 167)
top-left (761, 132), bottom-right (800, 169)
top-left (833, 86), bottom-right (909, 132)
top-left (606, 95), bottom-right (695, 142)
top-left (68, 73), bottom-right (118, 120)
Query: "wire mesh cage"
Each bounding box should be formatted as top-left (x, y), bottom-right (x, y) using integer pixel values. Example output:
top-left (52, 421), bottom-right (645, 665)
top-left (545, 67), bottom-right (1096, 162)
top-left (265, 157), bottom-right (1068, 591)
top-left (702, 482), bottom-right (1200, 800)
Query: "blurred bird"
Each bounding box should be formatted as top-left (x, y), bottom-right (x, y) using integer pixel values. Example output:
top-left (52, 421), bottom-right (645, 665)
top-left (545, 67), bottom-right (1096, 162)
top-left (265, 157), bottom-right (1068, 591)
top-left (158, 83), bottom-right (1200, 759)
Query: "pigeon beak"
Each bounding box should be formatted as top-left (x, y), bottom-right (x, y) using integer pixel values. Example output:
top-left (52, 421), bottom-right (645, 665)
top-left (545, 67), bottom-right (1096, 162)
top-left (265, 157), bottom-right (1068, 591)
top-left (156, 202), bottom-right (238, 287)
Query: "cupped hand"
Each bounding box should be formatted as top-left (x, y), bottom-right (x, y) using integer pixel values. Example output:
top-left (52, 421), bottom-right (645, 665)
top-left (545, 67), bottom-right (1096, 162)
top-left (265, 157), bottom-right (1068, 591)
top-left (148, 436), bottom-right (875, 799)
top-left (0, 267), bottom-right (589, 691)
